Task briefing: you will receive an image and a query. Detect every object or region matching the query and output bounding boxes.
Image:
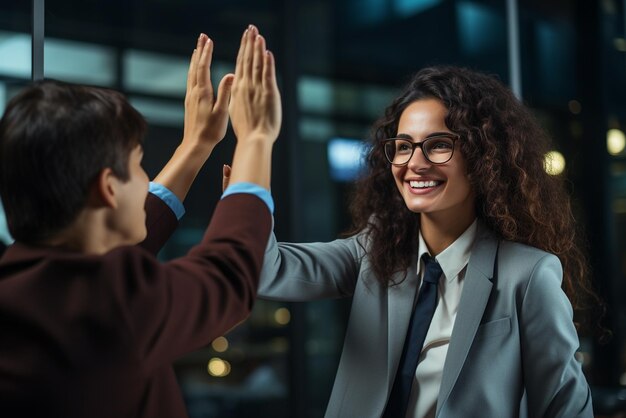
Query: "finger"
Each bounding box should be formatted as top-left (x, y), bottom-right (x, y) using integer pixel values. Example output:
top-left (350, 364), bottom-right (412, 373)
top-left (214, 74), bottom-right (234, 114)
top-left (197, 37), bottom-right (213, 95)
top-left (252, 34), bottom-right (266, 85)
top-left (189, 34), bottom-right (206, 89)
top-left (234, 27), bottom-right (248, 79)
top-left (222, 164), bottom-right (232, 192)
top-left (243, 25), bottom-right (258, 80)
top-left (186, 49), bottom-right (197, 93)
top-left (262, 50), bottom-right (277, 91)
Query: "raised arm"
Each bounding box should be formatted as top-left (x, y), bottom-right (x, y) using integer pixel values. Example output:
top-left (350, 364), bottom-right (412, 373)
top-left (140, 34), bottom-right (233, 253)
top-left (128, 26), bottom-right (283, 363)
top-left (153, 33), bottom-right (234, 201)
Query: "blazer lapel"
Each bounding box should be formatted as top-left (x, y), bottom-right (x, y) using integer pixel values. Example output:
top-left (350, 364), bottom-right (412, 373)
top-left (436, 223), bottom-right (498, 415)
top-left (386, 254), bottom-right (419, 395)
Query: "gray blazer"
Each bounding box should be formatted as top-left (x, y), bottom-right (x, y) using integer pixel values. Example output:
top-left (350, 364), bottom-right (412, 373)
top-left (258, 222), bottom-right (593, 418)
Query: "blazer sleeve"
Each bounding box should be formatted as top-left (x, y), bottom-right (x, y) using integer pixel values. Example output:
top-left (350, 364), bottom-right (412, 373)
top-left (110, 193), bottom-right (271, 369)
top-left (519, 254), bottom-right (593, 417)
top-left (137, 192), bottom-right (179, 255)
top-left (257, 229), bottom-right (363, 301)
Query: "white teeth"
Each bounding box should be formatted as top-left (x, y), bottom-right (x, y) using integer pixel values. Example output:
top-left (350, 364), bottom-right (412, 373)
top-left (409, 180), bottom-right (440, 189)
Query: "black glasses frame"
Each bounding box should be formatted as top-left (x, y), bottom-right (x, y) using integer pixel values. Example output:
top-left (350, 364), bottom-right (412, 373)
top-left (382, 134), bottom-right (460, 166)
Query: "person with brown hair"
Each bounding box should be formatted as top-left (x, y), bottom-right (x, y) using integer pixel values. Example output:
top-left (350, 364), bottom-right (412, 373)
top-left (249, 66), bottom-right (595, 417)
top-left (0, 25), bottom-right (281, 417)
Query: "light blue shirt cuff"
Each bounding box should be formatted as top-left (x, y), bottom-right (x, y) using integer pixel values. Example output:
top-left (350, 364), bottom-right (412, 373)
top-left (222, 182), bottom-right (274, 214)
top-left (148, 182), bottom-right (185, 220)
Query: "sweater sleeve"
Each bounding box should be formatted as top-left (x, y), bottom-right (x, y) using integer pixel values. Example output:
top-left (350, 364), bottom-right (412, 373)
top-left (137, 193), bottom-right (179, 255)
top-left (520, 254), bottom-right (593, 417)
top-left (111, 193), bottom-right (272, 368)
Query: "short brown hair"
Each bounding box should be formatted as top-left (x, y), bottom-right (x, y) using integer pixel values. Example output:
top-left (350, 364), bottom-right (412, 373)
top-left (0, 80), bottom-right (146, 243)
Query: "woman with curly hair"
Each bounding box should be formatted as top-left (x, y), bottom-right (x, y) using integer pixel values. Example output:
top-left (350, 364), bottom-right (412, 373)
top-left (252, 66), bottom-right (594, 417)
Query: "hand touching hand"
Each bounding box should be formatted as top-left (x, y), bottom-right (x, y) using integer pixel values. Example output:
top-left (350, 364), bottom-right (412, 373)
top-left (184, 33), bottom-right (234, 150)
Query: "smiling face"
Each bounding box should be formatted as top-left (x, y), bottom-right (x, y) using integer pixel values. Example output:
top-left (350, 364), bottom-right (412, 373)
top-left (391, 98), bottom-right (475, 225)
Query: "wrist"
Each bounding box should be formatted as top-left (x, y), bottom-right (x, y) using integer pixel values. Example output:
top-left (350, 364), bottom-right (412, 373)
top-left (237, 131), bottom-right (276, 146)
top-left (178, 138), bottom-right (216, 156)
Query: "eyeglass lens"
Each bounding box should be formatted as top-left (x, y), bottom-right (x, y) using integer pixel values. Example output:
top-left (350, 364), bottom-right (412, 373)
top-left (384, 136), bottom-right (455, 165)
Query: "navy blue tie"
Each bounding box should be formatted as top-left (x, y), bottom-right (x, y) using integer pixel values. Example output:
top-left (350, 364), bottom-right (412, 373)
top-left (383, 254), bottom-right (442, 418)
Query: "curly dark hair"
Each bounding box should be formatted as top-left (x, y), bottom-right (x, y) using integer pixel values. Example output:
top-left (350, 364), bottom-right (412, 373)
top-left (349, 66), bottom-right (598, 319)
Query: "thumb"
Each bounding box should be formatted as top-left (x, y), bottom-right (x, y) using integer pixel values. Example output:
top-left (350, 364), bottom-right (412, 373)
top-left (214, 74), bottom-right (234, 113)
top-left (222, 164), bottom-right (232, 192)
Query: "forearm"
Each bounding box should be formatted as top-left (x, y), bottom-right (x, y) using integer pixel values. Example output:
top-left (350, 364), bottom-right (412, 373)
top-left (152, 142), bottom-right (213, 202)
top-left (228, 136), bottom-right (273, 190)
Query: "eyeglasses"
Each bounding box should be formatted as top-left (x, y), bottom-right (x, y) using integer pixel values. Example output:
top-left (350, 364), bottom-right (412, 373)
top-left (382, 134), bottom-right (459, 166)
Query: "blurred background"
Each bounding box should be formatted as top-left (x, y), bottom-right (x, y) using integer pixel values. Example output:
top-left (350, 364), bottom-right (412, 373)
top-left (1, 0), bottom-right (625, 416)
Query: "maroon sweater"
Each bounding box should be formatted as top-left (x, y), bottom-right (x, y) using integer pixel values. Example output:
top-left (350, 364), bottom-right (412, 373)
top-left (0, 193), bottom-right (271, 417)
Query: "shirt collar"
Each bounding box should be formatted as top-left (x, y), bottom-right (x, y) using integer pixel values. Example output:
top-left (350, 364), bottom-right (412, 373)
top-left (417, 219), bottom-right (478, 283)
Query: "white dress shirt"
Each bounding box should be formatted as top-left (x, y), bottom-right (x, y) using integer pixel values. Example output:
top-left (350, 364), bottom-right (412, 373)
top-left (407, 219), bottom-right (478, 418)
